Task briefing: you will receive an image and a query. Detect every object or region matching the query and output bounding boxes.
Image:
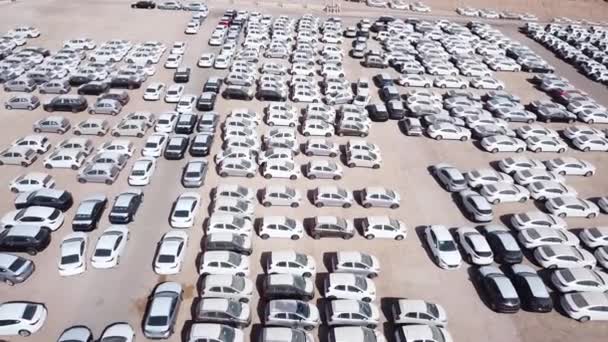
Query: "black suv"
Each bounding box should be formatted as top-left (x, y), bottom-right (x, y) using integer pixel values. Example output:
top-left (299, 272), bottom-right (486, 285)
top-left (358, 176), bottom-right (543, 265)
top-left (164, 135), bottom-right (189, 160)
top-left (173, 67), bottom-right (191, 83)
top-left (204, 233), bottom-right (252, 256)
top-left (14, 189), bottom-right (73, 211)
top-left (222, 86), bottom-right (253, 101)
top-left (263, 274), bottom-right (314, 300)
top-left (256, 89), bottom-right (287, 102)
top-left (131, 0), bottom-right (156, 8)
top-left (69, 75), bottom-right (93, 86)
top-left (189, 133), bottom-right (213, 157)
top-left (0, 226), bottom-right (51, 255)
top-left (196, 92), bottom-right (217, 111)
top-left (366, 103), bottom-right (389, 122)
top-left (43, 95), bottom-right (88, 113)
top-left (108, 190), bottom-right (143, 224)
top-left (72, 195), bottom-right (107, 232)
top-left (175, 114), bottom-right (197, 135)
top-left (203, 77), bottom-right (223, 93)
top-left (110, 76), bottom-right (142, 89)
top-left (77, 82), bottom-right (110, 96)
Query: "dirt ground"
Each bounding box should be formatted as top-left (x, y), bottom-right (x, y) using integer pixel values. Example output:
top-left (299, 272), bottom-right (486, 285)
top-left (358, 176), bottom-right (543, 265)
top-left (1, 1), bottom-right (608, 342)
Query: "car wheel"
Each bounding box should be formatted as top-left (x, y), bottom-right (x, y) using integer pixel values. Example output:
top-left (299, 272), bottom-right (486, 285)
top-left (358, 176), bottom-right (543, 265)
top-left (105, 179), bottom-right (113, 185)
top-left (4, 278), bottom-right (15, 286)
top-left (137, 133), bottom-right (143, 138)
top-left (587, 213), bottom-right (597, 219)
top-left (578, 316), bottom-right (590, 323)
top-left (584, 171), bottom-right (593, 177)
top-left (261, 234), bottom-right (269, 240)
top-left (27, 105), bottom-right (33, 110)
top-left (460, 85), bottom-right (466, 89)
top-left (390, 203), bottom-right (399, 209)
top-left (20, 161), bottom-right (28, 167)
top-left (460, 136), bottom-right (468, 141)
top-left (18, 330), bottom-right (31, 337)
top-left (220, 172), bottom-right (228, 178)
top-left (303, 132), bottom-right (310, 137)
top-left (587, 119), bottom-right (595, 124)
top-left (34, 128), bottom-right (41, 133)
top-left (74, 130), bottom-right (81, 136)
top-left (534, 148), bottom-right (541, 153)
top-left (333, 175), bottom-right (341, 180)
top-left (71, 165), bottom-right (79, 170)
top-left (363, 203), bottom-right (372, 209)
top-left (263, 201), bottom-right (271, 208)
top-left (435, 135), bottom-right (443, 140)
top-left (348, 163), bottom-right (356, 168)
top-left (395, 235), bottom-right (404, 241)
top-left (440, 84), bottom-right (446, 89)
top-left (583, 147), bottom-right (590, 152)
top-left (291, 202), bottom-right (299, 208)
top-left (313, 234), bottom-right (321, 240)
top-left (362, 297), bottom-right (372, 303)
top-left (26, 248), bottom-right (37, 256)
top-left (113, 132), bottom-right (120, 137)
top-left (6, 105), bottom-right (13, 110)
top-left (291, 235), bottom-right (300, 240)
top-left (315, 202), bottom-right (324, 208)
top-left (558, 213), bottom-right (566, 218)
top-left (558, 148), bottom-right (565, 153)
top-left (289, 175), bottom-right (297, 180)
top-left (342, 203), bottom-right (351, 209)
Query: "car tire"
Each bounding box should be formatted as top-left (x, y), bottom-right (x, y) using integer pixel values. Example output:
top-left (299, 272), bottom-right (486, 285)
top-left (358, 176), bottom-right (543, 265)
top-left (303, 132), bottom-right (310, 137)
top-left (587, 119), bottom-right (594, 124)
top-left (348, 163), bottom-right (356, 168)
top-left (313, 234), bottom-right (321, 240)
top-left (365, 233), bottom-right (374, 240)
top-left (435, 135), bottom-right (443, 140)
top-left (333, 175), bottom-right (341, 180)
top-left (105, 180), bottom-right (113, 185)
top-left (26, 249), bottom-right (37, 256)
top-left (460, 136), bottom-right (468, 141)
top-left (342, 203), bottom-right (351, 209)
top-left (587, 213), bottom-right (597, 219)
top-left (362, 297), bottom-right (372, 303)
top-left (291, 235), bottom-right (299, 240)
top-left (113, 132), bottom-right (120, 137)
top-left (71, 165), bottom-right (79, 170)
top-left (18, 330), bottom-right (31, 337)
top-left (583, 147), bottom-right (590, 152)
top-left (558, 148), bottom-right (565, 153)
top-left (261, 234), bottom-right (269, 240)
top-left (137, 133), bottom-right (143, 138)
top-left (558, 213), bottom-right (566, 218)
top-left (34, 128), bottom-right (41, 133)
top-left (395, 235), bottom-right (404, 241)
top-left (263, 202), bottom-right (271, 208)
top-left (291, 202), bottom-right (299, 208)
top-left (390, 204), bottom-right (399, 209)
top-left (289, 175), bottom-right (297, 180)
top-left (460, 85), bottom-right (466, 89)
top-left (220, 172), bottom-right (228, 178)
top-left (584, 171), bottom-right (593, 177)
top-left (578, 316), bottom-right (590, 323)
top-left (315, 203), bottom-right (324, 208)
top-left (534, 148), bottom-right (541, 153)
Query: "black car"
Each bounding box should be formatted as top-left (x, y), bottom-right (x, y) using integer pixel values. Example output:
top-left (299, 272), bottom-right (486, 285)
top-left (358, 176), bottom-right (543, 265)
top-left (536, 108), bottom-right (577, 123)
top-left (99, 90), bottom-right (130, 105)
top-left (164, 135), bottom-right (189, 160)
top-left (189, 133), bottom-right (214, 157)
top-left (14, 189), bottom-right (73, 211)
top-left (471, 125), bottom-right (509, 140)
top-left (173, 67), bottom-right (191, 83)
top-left (379, 85), bottom-right (399, 102)
top-left (476, 266), bottom-right (521, 313)
top-left (69, 75), bottom-right (93, 87)
top-left (110, 76), bottom-right (142, 89)
top-left (108, 190), bottom-right (143, 224)
top-left (310, 218), bottom-right (355, 240)
top-left (222, 86), bottom-right (253, 101)
top-left (366, 103), bottom-right (389, 122)
top-left (43, 95), bottom-right (88, 113)
top-left (0, 226), bottom-right (51, 255)
top-left (373, 73), bottom-right (394, 88)
top-left (482, 228), bottom-right (523, 264)
top-left (131, 0), bottom-right (156, 8)
top-left (509, 265), bottom-right (553, 313)
top-left (256, 89), bottom-right (287, 102)
top-left (263, 274), bottom-right (314, 300)
top-left (204, 233), bottom-right (252, 256)
top-left (356, 29), bottom-right (369, 38)
top-left (371, 16), bottom-right (395, 32)
top-left (203, 77), bottom-right (223, 93)
top-left (386, 100), bottom-right (406, 120)
top-left (77, 82), bottom-right (109, 96)
top-left (175, 114), bottom-right (197, 135)
top-left (72, 195), bottom-right (107, 232)
top-left (197, 92), bottom-right (217, 111)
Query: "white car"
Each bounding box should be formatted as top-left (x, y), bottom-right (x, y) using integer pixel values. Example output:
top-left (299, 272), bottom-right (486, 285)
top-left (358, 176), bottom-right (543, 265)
top-left (267, 251), bottom-right (316, 277)
top-left (561, 292), bottom-right (608, 322)
top-left (97, 139), bottom-right (134, 157)
top-left (513, 169), bottom-right (564, 186)
top-left (471, 77), bottom-right (505, 90)
top-left (143, 82), bottom-right (165, 101)
top-left (154, 230), bottom-right (188, 275)
top-left (1, 206), bottom-right (64, 231)
top-left (198, 53), bottom-right (215, 68)
top-left (516, 125), bottom-right (559, 140)
top-left (481, 135), bottom-right (526, 153)
top-left (128, 157), bottom-right (156, 186)
top-left (176, 94), bottom-right (197, 113)
top-left (397, 74), bottom-right (432, 88)
top-left (212, 197), bottom-right (254, 218)
top-left (74, 118), bottom-right (109, 136)
top-left (551, 268), bottom-right (608, 293)
top-left (213, 184), bottom-right (255, 203)
top-left (479, 183), bottom-right (530, 204)
top-left (528, 181), bottom-right (577, 201)
top-left (302, 119), bottom-right (334, 137)
top-left (9, 172), bottom-right (55, 193)
top-left (545, 197), bottom-right (600, 219)
top-left (572, 135), bottom-right (608, 152)
top-left (206, 214), bottom-right (253, 237)
top-left (596, 247), bottom-right (608, 269)
top-left (394, 326), bottom-right (452, 342)
top-left (259, 216), bottom-right (304, 240)
top-left (466, 168), bottom-right (513, 188)
top-left (346, 150), bottom-right (382, 169)
top-left (534, 245), bottom-right (596, 269)
top-left (142, 133), bottom-right (169, 157)
top-left (199, 251), bottom-right (250, 276)
top-left (526, 136), bottom-right (568, 153)
top-left (544, 157), bottom-right (595, 177)
top-left (58, 232), bottom-right (88, 276)
top-left (262, 160), bottom-right (301, 180)
top-left (164, 54), bottom-right (183, 68)
top-left (497, 156), bottom-right (545, 174)
top-left (518, 227), bottom-right (579, 249)
top-left (392, 299), bottom-right (448, 326)
top-left (164, 84), bottom-right (185, 103)
top-left (510, 211), bottom-right (567, 231)
top-left (579, 227), bottom-right (608, 249)
top-left (0, 302), bottom-right (47, 337)
top-left (427, 123), bottom-right (471, 141)
top-left (434, 76), bottom-right (468, 89)
top-left (362, 216), bottom-right (407, 240)
top-left (155, 113), bottom-right (178, 133)
top-left (261, 185), bottom-right (302, 208)
top-left (170, 192), bottom-right (202, 228)
top-left (425, 225), bottom-right (462, 269)
top-left (43, 149), bottom-right (86, 170)
top-left (456, 226), bottom-right (493, 265)
top-left (325, 273), bottom-right (376, 302)
top-left (91, 225), bottom-right (129, 269)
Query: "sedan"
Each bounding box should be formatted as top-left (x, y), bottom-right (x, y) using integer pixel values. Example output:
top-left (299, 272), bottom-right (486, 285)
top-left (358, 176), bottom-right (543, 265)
top-left (457, 226), bottom-right (494, 265)
top-left (481, 135), bottom-right (526, 153)
top-left (58, 232), bottom-right (87, 276)
top-left (475, 266), bottom-right (520, 313)
top-left (551, 268), bottom-right (608, 293)
top-left (425, 225), bottom-right (462, 269)
top-left (128, 157), bottom-right (156, 186)
top-left (0, 302), bottom-right (47, 337)
top-left (561, 292), bottom-right (608, 322)
top-left (143, 282), bottom-right (182, 339)
top-left (427, 123), bottom-right (471, 141)
top-left (526, 136), bottom-right (568, 153)
top-left (517, 227), bottom-right (579, 249)
top-left (545, 197), bottom-right (600, 218)
top-left (91, 225), bottom-right (129, 269)
top-left (1, 206), bottom-right (64, 231)
top-left (572, 135), bottom-right (608, 152)
top-left (479, 183), bottom-right (530, 204)
top-left (544, 157), bottom-right (595, 177)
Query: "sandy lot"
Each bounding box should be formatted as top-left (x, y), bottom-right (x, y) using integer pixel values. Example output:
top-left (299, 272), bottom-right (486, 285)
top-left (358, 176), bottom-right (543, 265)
top-left (1, 1), bottom-right (608, 342)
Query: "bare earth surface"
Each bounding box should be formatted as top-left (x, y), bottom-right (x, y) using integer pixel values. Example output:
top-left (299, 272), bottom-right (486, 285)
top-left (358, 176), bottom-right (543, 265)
top-left (1, 1), bottom-right (608, 342)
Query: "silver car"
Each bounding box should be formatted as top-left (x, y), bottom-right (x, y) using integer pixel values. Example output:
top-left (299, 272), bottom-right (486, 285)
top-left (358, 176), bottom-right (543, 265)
top-left (78, 163), bottom-right (120, 185)
top-left (182, 159), bottom-right (208, 188)
top-left (33, 116), bottom-right (71, 134)
top-left (0, 253), bottom-right (35, 286)
top-left (39, 79), bottom-right (71, 94)
top-left (218, 158), bottom-right (257, 178)
top-left (313, 186), bottom-right (354, 208)
top-left (4, 77), bottom-right (36, 92)
top-left (306, 160), bottom-right (343, 180)
top-left (89, 99), bottom-right (122, 115)
top-left (0, 146), bottom-right (37, 167)
top-left (5, 94), bottom-right (40, 110)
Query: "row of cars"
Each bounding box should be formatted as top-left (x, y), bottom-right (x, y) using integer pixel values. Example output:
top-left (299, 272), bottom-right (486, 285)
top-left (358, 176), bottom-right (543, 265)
top-left (524, 22), bottom-right (608, 85)
top-left (366, 0), bottom-right (431, 13)
top-left (455, 7), bottom-right (538, 21)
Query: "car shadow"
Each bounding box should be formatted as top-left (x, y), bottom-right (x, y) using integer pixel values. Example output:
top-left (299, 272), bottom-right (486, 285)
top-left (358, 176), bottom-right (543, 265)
top-left (180, 320), bottom-right (193, 342)
top-left (259, 251), bottom-right (270, 272)
top-left (255, 273), bottom-right (265, 298)
top-left (353, 217), bottom-right (367, 238)
top-left (465, 265), bottom-right (493, 311)
top-left (414, 225), bottom-right (436, 265)
top-left (315, 272), bottom-right (329, 297)
top-left (323, 252), bottom-right (336, 273)
top-left (249, 324), bottom-right (263, 341)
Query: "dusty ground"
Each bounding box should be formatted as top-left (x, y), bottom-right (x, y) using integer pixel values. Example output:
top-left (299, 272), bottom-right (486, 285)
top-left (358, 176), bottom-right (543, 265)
top-left (1, 0), bottom-right (608, 342)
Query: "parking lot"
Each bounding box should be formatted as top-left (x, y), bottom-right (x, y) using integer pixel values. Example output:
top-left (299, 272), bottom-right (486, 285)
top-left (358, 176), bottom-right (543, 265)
top-left (1, 0), bottom-right (608, 342)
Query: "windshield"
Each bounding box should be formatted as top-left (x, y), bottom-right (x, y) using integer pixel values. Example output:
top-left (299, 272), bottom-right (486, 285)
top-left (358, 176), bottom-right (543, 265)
top-left (131, 170), bottom-right (146, 176)
top-left (158, 255), bottom-right (175, 263)
top-left (227, 300), bottom-right (242, 316)
top-left (61, 254), bottom-right (80, 265)
top-left (227, 252), bottom-right (241, 265)
top-left (173, 210), bottom-right (189, 218)
top-left (220, 326), bottom-right (235, 342)
top-left (112, 206), bottom-right (129, 213)
top-left (185, 171), bottom-right (201, 178)
top-left (94, 249), bottom-right (112, 257)
top-left (296, 301), bottom-right (310, 316)
top-left (426, 302), bottom-right (439, 318)
top-left (438, 240), bottom-right (457, 251)
top-left (147, 315), bottom-right (168, 326)
top-left (355, 276), bottom-right (367, 290)
top-left (360, 253), bottom-right (372, 267)
top-left (285, 218), bottom-right (296, 229)
top-left (359, 302), bottom-right (371, 317)
top-left (8, 258), bottom-right (27, 272)
top-left (231, 276), bottom-right (245, 290)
